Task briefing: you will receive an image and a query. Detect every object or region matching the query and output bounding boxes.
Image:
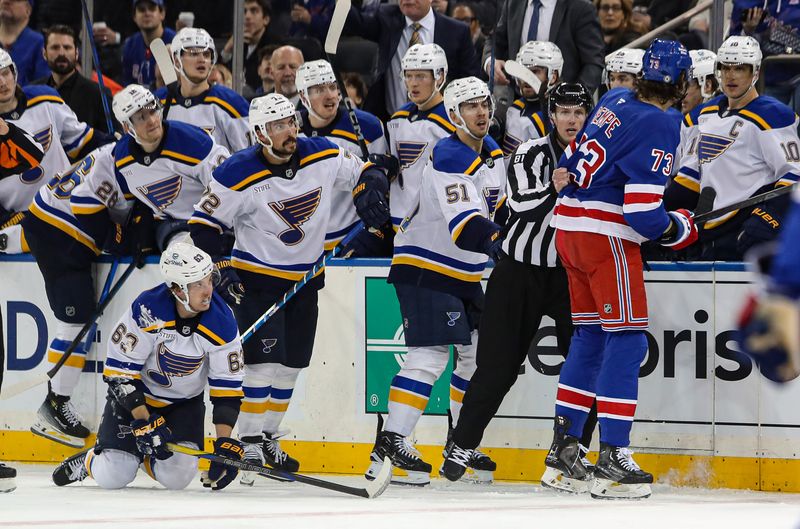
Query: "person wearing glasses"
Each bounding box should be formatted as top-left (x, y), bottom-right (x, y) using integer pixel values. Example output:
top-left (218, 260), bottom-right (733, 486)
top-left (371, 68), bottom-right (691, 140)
top-left (594, 0), bottom-right (642, 55)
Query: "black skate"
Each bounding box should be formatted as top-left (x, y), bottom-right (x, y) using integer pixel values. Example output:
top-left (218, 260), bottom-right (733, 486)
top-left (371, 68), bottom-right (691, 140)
top-left (365, 431), bottom-right (432, 486)
top-left (263, 432), bottom-right (300, 473)
top-left (0, 463), bottom-right (16, 493)
top-left (31, 389), bottom-right (90, 448)
top-left (540, 416), bottom-right (590, 494)
top-left (440, 440), bottom-right (472, 481)
top-left (52, 449), bottom-right (90, 486)
top-left (579, 443), bottom-right (595, 475)
top-left (239, 435), bottom-right (266, 486)
top-left (591, 443), bottom-right (653, 500)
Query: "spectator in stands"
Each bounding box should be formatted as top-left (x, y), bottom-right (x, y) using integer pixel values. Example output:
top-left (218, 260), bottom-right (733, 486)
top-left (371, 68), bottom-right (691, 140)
top-left (92, 0), bottom-right (135, 84)
top-left (32, 25), bottom-right (117, 133)
top-left (345, 0), bottom-right (480, 120)
top-left (221, 0), bottom-right (282, 92)
top-left (270, 44), bottom-right (303, 105)
top-left (122, 0), bottom-right (176, 87)
top-left (595, 0), bottom-right (642, 55)
top-left (289, 0), bottom-right (334, 43)
top-left (210, 63), bottom-right (233, 88)
top-left (0, 0), bottom-right (49, 85)
top-left (452, 3), bottom-right (485, 62)
top-left (249, 44), bottom-right (277, 99)
top-left (485, 0), bottom-right (604, 93)
top-left (343, 71), bottom-right (367, 107)
top-left (431, 0), bottom-right (449, 14)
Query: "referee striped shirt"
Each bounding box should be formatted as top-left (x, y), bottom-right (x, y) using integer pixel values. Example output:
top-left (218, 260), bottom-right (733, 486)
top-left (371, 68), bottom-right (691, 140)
top-left (502, 134), bottom-right (564, 267)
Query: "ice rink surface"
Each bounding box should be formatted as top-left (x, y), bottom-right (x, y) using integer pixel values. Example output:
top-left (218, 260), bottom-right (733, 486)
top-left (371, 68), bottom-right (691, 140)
top-left (2, 464), bottom-right (800, 529)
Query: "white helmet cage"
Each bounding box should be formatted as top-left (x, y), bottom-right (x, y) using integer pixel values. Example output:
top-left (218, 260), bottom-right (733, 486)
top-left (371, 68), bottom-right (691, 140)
top-left (443, 76), bottom-right (494, 140)
top-left (715, 36), bottom-right (762, 91)
top-left (689, 49), bottom-right (717, 99)
top-left (515, 40), bottom-right (563, 89)
top-left (295, 60), bottom-right (338, 120)
top-left (401, 43), bottom-right (449, 105)
top-left (112, 84), bottom-right (163, 144)
top-left (603, 48), bottom-right (645, 87)
top-left (0, 48), bottom-right (17, 84)
top-left (172, 27), bottom-right (217, 82)
top-left (249, 93), bottom-right (299, 155)
top-left (160, 242), bottom-right (217, 314)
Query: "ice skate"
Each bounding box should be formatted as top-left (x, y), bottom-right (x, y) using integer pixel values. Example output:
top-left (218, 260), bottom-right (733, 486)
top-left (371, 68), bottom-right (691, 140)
top-left (540, 416), bottom-right (590, 494)
top-left (31, 389), bottom-right (90, 448)
top-left (239, 435), bottom-right (265, 486)
top-left (590, 443), bottom-right (653, 500)
top-left (263, 432), bottom-right (300, 473)
top-left (0, 463), bottom-right (16, 493)
top-left (365, 431), bottom-right (432, 486)
top-left (52, 449), bottom-right (90, 486)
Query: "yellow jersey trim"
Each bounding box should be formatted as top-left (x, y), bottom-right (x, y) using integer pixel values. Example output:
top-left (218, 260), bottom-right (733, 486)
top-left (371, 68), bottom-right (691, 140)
top-left (162, 149), bottom-right (201, 165)
top-left (230, 169), bottom-right (272, 191)
top-left (204, 96), bottom-right (242, 118)
top-left (391, 255), bottom-right (483, 282)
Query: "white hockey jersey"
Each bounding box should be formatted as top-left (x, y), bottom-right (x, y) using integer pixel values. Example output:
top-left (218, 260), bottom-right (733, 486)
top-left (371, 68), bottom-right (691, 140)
top-left (503, 99), bottom-right (549, 157)
top-left (102, 283), bottom-right (243, 407)
top-left (298, 107), bottom-right (387, 248)
top-left (674, 94), bottom-right (800, 228)
top-left (0, 85), bottom-right (98, 212)
top-left (70, 121), bottom-right (229, 231)
top-left (389, 135), bottom-right (506, 297)
top-left (386, 101), bottom-right (455, 231)
top-left (188, 137), bottom-right (368, 284)
top-left (155, 84), bottom-right (251, 153)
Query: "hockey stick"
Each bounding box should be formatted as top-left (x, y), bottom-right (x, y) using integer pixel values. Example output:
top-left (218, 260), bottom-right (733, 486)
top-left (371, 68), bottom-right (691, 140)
top-left (324, 0), bottom-right (370, 160)
top-left (242, 221), bottom-right (364, 342)
top-left (79, 0), bottom-right (114, 134)
top-left (0, 260), bottom-right (137, 400)
top-left (694, 184), bottom-right (796, 226)
top-left (503, 60), bottom-right (542, 94)
top-left (150, 38), bottom-right (178, 119)
top-left (167, 442), bottom-right (392, 498)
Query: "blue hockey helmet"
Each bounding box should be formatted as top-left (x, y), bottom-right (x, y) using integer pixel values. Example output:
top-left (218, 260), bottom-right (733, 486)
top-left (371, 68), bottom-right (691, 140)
top-left (641, 39), bottom-right (692, 85)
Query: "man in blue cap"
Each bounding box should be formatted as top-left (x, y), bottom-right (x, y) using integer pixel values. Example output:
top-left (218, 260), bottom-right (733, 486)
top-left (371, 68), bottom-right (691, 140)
top-left (122, 0), bottom-right (175, 87)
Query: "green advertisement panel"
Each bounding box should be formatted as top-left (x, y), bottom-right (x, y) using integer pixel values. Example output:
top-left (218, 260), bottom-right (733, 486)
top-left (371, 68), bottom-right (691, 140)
top-left (364, 277), bottom-right (453, 415)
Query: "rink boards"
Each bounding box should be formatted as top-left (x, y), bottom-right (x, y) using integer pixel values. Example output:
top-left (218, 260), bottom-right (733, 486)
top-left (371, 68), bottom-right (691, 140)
top-left (2, 256), bottom-right (800, 492)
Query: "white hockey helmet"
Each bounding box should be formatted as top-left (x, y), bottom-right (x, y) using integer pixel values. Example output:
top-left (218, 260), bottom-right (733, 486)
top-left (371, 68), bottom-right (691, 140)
top-left (716, 35), bottom-right (762, 81)
top-left (605, 48), bottom-right (645, 74)
top-left (160, 242), bottom-right (217, 314)
top-left (515, 41), bottom-right (563, 88)
top-left (402, 43), bottom-right (448, 105)
top-left (443, 76), bottom-right (493, 139)
top-left (172, 27), bottom-right (217, 81)
top-left (0, 48), bottom-right (17, 83)
top-left (295, 60), bottom-right (338, 118)
top-left (249, 93), bottom-right (298, 154)
top-left (112, 84), bottom-right (162, 144)
top-left (689, 49), bottom-right (717, 98)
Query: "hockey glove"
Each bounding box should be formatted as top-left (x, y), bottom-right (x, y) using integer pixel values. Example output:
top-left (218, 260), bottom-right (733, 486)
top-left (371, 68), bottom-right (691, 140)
top-left (738, 292), bottom-right (800, 383)
top-left (103, 222), bottom-right (136, 257)
top-left (481, 230), bottom-right (505, 262)
top-left (201, 437), bottom-right (244, 491)
top-left (367, 153), bottom-right (400, 182)
top-left (131, 413), bottom-right (173, 460)
top-left (737, 206), bottom-right (783, 255)
top-left (214, 258), bottom-right (245, 306)
top-left (353, 169), bottom-right (390, 230)
top-left (659, 209), bottom-right (698, 251)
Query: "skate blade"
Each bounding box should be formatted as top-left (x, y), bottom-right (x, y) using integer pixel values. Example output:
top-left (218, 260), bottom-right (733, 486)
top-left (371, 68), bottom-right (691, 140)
top-left (0, 478), bottom-right (16, 493)
top-left (460, 468), bottom-right (494, 484)
top-left (590, 477), bottom-right (651, 500)
top-left (365, 460), bottom-right (430, 486)
top-left (540, 467), bottom-right (589, 494)
top-left (30, 424), bottom-right (85, 448)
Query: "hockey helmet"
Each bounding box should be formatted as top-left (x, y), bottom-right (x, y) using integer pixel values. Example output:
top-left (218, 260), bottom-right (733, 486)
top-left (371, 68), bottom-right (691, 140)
top-left (160, 242), bottom-right (217, 314)
top-left (295, 60), bottom-right (338, 118)
top-left (515, 41), bottom-right (563, 87)
top-left (715, 35), bottom-right (762, 86)
top-left (641, 39), bottom-right (692, 85)
top-left (249, 93), bottom-right (298, 151)
top-left (402, 43), bottom-right (448, 82)
top-left (0, 48), bottom-right (16, 83)
top-left (605, 48), bottom-right (645, 74)
top-left (112, 84), bottom-right (162, 143)
top-left (689, 49), bottom-right (717, 98)
top-left (548, 82), bottom-right (593, 118)
top-left (171, 27), bottom-right (217, 81)
top-left (443, 76), bottom-right (493, 139)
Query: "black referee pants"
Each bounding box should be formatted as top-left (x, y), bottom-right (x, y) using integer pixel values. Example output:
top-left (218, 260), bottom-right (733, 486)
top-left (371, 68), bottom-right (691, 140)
top-left (452, 257), bottom-right (598, 449)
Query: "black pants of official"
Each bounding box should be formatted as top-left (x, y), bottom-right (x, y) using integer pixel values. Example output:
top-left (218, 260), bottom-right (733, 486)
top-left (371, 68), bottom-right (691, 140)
top-left (452, 257), bottom-right (598, 449)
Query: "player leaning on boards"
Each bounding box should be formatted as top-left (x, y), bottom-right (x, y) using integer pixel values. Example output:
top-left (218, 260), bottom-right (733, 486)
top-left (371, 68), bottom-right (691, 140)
top-left (52, 243), bottom-right (245, 491)
top-left (545, 40), bottom-right (696, 500)
top-left (667, 35), bottom-right (800, 261)
top-left (188, 93), bottom-right (391, 484)
top-left (154, 27), bottom-right (251, 154)
top-left (386, 43), bottom-right (455, 233)
top-left (441, 83), bottom-right (599, 484)
top-left (365, 77), bottom-right (506, 486)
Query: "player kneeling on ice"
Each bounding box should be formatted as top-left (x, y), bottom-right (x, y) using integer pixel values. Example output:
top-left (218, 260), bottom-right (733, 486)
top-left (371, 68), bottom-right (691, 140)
top-left (52, 243), bottom-right (245, 491)
top-left (366, 77), bottom-right (506, 486)
top-left (544, 40), bottom-right (695, 500)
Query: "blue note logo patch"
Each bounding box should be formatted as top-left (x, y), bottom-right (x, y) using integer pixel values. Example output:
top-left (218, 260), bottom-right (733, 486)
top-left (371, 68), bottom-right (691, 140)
top-left (446, 311), bottom-right (461, 327)
top-left (698, 134), bottom-right (735, 164)
top-left (34, 126), bottom-right (53, 152)
top-left (147, 343), bottom-right (203, 387)
top-left (138, 174), bottom-right (183, 211)
top-left (269, 187), bottom-right (322, 245)
top-left (483, 187), bottom-right (501, 214)
top-left (397, 141), bottom-right (428, 170)
top-left (261, 338), bottom-right (278, 354)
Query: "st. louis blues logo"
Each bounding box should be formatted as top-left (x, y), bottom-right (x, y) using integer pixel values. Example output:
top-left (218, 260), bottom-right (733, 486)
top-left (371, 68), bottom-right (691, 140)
top-left (698, 134), bottom-right (735, 164)
top-left (396, 141), bottom-right (428, 170)
top-left (33, 126), bottom-right (53, 152)
top-left (147, 343), bottom-right (204, 387)
top-left (483, 187), bottom-right (501, 214)
top-left (269, 187), bottom-right (322, 245)
top-left (261, 338), bottom-right (278, 354)
top-left (446, 312), bottom-right (461, 327)
top-left (137, 174), bottom-right (183, 211)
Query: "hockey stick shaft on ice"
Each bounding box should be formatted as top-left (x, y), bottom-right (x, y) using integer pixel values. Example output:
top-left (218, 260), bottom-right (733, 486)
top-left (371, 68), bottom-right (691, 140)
top-left (167, 442), bottom-right (392, 498)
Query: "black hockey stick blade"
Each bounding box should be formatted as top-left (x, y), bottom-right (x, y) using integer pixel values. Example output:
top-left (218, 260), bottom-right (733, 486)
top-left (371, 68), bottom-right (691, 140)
top-left (695, 186), bottom-right (716, 215)
top-left (694, 184), bottom-right (796, 226)
top-left (168, 443), bottom-right (392, 498)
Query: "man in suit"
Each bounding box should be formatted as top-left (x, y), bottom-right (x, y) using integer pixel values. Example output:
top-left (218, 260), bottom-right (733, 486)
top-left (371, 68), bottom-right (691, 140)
top-left (484, 0), bottom-right (604, 92)
top-left (345, 0), bottom-right (480, 120)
